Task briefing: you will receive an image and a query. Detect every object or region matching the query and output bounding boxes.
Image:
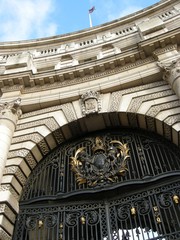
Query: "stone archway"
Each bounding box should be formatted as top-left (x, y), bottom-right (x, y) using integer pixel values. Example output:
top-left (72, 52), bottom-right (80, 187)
top-left (0, 102), bottom-right (180, 239)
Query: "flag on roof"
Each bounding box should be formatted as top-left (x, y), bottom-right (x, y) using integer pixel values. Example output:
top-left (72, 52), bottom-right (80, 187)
top-left (89, 6), bottom-right (95, 14)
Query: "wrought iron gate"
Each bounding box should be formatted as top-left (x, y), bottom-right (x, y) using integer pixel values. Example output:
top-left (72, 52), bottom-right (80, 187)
top-left (13, 181), bottom-right (180, 240)
top-left (13, 130), bottom-right (180, 240)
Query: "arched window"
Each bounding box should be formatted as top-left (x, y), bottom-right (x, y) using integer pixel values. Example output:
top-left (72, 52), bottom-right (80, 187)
top-left (13, 129), bottom-right (180, 240)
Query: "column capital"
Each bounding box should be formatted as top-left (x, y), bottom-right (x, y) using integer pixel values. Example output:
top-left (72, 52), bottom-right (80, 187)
top-left (0, 98), bottom-right (22, 185)
top-left (0, 98), bottom-right (22, 127)
top-left (157, 58), bottom-right (180, 98)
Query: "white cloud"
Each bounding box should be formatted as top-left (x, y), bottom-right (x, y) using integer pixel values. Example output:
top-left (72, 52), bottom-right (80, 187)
top-left (107, 6), bottom-right (142, 22)
top-left (0, 0), bottom-right (58, 41)
top-left (94, 0), bottom-right (158, 25)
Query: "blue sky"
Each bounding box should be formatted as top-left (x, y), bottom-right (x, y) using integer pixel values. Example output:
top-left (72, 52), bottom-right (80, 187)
top-left (0, 0), bottom-right (160, 42)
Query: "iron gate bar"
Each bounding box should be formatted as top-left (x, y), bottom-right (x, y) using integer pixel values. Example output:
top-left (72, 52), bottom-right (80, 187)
top-left (105, 201), bottom-right (112, 240)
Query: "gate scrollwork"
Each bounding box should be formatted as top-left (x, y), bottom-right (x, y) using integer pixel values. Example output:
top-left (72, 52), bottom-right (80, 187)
top-left (44, 214), bottom-right (57, 228)
top-left (65, 211), bottom-right (81, 227)
top-left (65, 210), bottom-right (99, 227)
top-left (134, 198), bottom-right (151, 215)
top-left (25, 214), bottom-right (57, 230)
top-left (25, 215), bottom-right (39, 230)
top-left (84, 210), bottom-right (99, 226)
top-left (158, 192), bottom-right (173, 208)
top-left (116, 204), bottom-right (131, 221)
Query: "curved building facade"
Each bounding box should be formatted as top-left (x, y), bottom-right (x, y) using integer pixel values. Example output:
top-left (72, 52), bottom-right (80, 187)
top-left (0, 0), bottom-right (180, 239)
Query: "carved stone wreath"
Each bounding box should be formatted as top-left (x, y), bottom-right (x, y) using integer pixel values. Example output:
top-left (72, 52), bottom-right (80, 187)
top-left (70, 137), bottom-right (130, 187)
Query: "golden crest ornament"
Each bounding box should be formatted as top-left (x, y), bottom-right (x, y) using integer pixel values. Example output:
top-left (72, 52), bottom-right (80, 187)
top-left (70, 137), bottom-right (130, 187)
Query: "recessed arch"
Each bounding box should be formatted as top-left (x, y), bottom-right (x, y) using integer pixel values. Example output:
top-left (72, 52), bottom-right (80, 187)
top-left (2, 110), bottom-right (179, 239)
top-left (6, 111), bottom-right (180, 199)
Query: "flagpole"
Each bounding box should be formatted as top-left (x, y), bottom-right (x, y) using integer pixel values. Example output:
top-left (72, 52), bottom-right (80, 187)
top-left (88, 6), bottom-right (95, 28)
top-left (89, 13), bottom-right (93, 27)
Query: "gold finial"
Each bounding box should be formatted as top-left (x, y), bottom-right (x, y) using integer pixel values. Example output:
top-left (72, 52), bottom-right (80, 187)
top-left (80, 216), bottom-right (86, 225)
top-left (38, 220), bottom-right (43, 228)
top-left (131, 207), bottom-right (136, 215)
top-left (173, 195), bottom-right (179, 204)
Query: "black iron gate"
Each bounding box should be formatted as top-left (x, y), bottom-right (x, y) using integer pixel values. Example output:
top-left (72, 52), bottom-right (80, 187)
top-left (14, 181), bottom-right (180, 240)
top-left (13, 130), bottom-right (180, 239)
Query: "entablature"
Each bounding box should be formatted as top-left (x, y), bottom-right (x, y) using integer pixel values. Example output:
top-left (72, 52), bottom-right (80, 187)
top-left (0, 31), bottom-right (179, 93)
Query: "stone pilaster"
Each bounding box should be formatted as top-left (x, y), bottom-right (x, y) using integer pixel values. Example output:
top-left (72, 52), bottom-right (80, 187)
top-left (157, 58), bottom-right (180, 98)
top-left (0, 98), bottom-right (22, 184)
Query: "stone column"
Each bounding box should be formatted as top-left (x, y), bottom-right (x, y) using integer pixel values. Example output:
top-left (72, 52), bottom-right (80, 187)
top-left (158, 58), bottom-right (180, 98)
top-left (0, 98), bottom-right (22, 184)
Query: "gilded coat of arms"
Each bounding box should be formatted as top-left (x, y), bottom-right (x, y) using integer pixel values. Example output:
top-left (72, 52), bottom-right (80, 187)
top-left (70, 137), bottom-right (130, 187)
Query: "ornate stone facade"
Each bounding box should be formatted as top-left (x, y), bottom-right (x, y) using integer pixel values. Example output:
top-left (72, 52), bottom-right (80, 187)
top-left (0, 0), bottom-right (179, 239)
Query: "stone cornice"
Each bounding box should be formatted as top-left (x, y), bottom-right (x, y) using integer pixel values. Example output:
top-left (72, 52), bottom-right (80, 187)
top-left (0, 35), bottom-right (179, 93)
top-left (0, 56), bottom-right (155, 93)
